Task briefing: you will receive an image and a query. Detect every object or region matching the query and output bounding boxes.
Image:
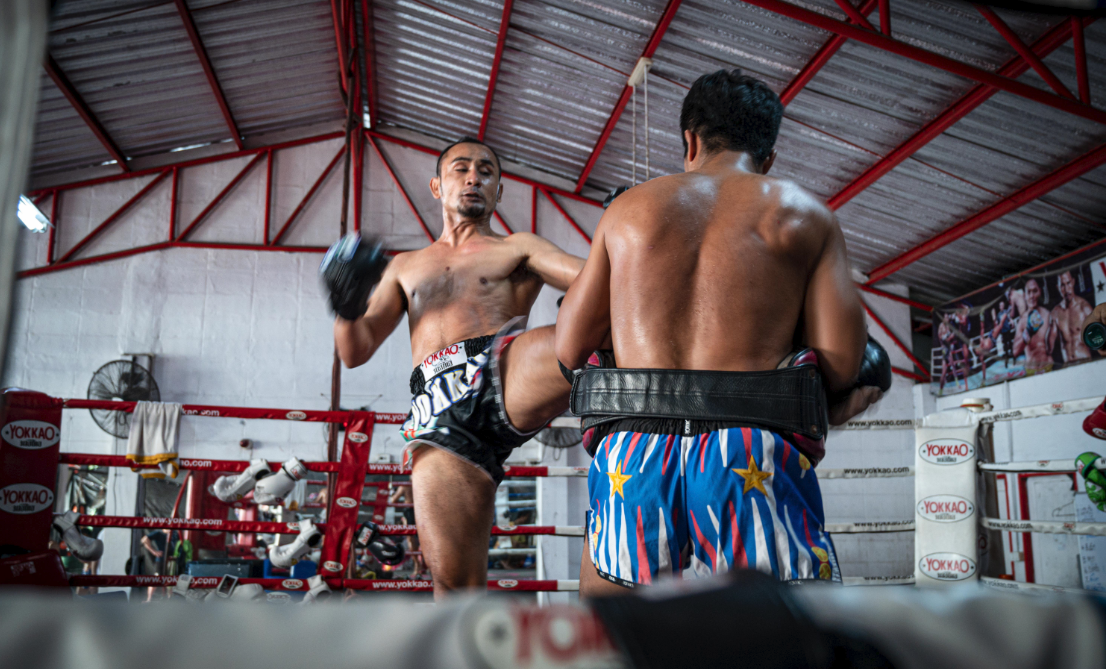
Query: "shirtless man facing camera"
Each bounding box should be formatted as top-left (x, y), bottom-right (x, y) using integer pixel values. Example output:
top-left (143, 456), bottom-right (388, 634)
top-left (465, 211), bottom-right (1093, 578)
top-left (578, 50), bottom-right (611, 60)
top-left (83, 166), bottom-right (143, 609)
top-left (323, 137), bottom-right (584, 598)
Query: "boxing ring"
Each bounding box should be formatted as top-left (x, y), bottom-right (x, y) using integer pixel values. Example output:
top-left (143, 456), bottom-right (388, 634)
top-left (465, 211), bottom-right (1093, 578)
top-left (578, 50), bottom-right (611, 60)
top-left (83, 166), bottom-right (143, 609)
top-left (9, 389), bottom-right (1104, 596)
top-left (50, 398), bottom-right (582, 594)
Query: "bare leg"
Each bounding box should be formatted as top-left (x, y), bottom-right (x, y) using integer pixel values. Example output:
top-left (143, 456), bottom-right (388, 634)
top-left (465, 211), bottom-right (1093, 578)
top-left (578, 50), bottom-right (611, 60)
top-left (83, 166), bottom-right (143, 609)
top-left (499, 325), bottom-right (573, 433)
top-left (410, 446), bottom-right (495, 600)
top-left (579, 536), bottom-right (633, 600)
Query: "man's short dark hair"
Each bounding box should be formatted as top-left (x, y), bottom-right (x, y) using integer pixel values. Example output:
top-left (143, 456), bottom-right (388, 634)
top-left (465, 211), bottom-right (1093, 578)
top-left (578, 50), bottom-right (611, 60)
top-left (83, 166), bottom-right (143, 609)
top-left (436, 136), bottom-right (502, 177)
top-left (679, 70), bottom-right (783, 166)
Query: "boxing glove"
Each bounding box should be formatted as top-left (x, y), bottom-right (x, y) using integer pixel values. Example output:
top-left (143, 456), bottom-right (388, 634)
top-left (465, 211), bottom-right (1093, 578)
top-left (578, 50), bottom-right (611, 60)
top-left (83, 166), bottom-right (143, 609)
top-left (253, 457), bottom-right (307, 506)
top-left (208, 459), bottom-right (272, 503)
top-left (1083, 322), bottom-right (1106, 351)
top-left (300, 574), bottom-right (333, 605)
top-left (354, 522), bottom-right (406, 567)
top-left (1084, 399), bottom-right (1106, 440)
top-left (320, 233), bottom-right (389, 322)
top-left (53, 511), bottom-right (103, 563)
top-left (269, 518), bottom-right (322, 569)
top-left (229, 583), bottom-right (265, 602)
top-left (1075, 452), bottom-right (1106, 512)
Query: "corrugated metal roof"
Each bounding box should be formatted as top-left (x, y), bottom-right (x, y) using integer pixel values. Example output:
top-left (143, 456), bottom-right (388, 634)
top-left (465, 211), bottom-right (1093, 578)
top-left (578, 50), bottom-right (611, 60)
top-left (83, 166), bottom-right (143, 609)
top-left (29, 0), bottom-right (1106, 303)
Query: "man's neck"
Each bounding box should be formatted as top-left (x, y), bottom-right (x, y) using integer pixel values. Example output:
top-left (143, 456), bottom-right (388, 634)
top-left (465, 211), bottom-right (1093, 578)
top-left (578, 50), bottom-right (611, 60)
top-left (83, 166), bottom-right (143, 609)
top-left (695, 151), bottom-right (760, 175)
top-left (438, 214), bottom-right (494, 246)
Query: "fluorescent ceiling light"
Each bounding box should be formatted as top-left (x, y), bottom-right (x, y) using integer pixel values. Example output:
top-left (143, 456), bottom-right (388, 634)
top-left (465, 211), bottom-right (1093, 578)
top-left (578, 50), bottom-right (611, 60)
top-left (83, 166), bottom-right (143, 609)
top-left (17, 195), bottom-right (50, 233)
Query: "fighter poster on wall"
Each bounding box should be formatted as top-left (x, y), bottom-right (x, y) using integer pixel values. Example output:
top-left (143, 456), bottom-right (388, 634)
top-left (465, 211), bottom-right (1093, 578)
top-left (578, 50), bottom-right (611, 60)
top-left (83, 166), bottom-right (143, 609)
top-left (931, 238), bottom-right (1106, 396)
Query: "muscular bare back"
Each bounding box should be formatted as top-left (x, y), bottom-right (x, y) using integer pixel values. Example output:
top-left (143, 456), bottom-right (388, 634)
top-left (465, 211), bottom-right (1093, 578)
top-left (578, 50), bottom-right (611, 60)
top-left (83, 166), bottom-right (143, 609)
top-left (559, 152), bottom-right (866, 392)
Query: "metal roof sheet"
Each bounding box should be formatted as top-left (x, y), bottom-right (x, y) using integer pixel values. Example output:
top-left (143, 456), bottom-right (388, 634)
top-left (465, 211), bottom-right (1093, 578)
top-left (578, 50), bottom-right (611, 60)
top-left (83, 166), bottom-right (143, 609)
top-left (28, 0), bottom-right (1106, 305)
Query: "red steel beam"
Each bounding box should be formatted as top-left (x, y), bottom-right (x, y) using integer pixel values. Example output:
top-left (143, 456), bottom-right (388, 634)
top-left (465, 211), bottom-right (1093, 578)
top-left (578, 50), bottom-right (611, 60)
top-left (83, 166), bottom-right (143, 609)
top-left (360, 0), bottom-right (378, 125)
top-left (173, 0), bottom-right (243, 149)
top-left (531, 185), bottom-right (538, 233)
top-left (857, 284), bottom-right (932, 312)
top-left (168, 167), bottom-right (179, 241)
top-left (1073, 18), bottom-right (1090, 104)
top-left (175, 152), bottom-right (266, 242)
top-left (479, 0), bottom-right (515, 140)
top-left (367, 134), bottom-right (435, 242)
top-left (493, 210), bottom-right (514, 235)
top-left (574, 0), bottom-right (684, 193)
top-left (540, 188), bottom-right (591, 244)
top-left (271, 146), bottom-right (345, 246)
top-left (43, 55), bottom-right (129, 172)
top-left (57, 171), bottom-right (170, 263)
top-left (29, 131), bottom-right (344, 196)
top-left (878, 0), bottom-right (890, 36)
top-left (832, 0), bottom-right (874, 30)
top-left (47, 192), bottom-right (59, 264)
top-left (742, 0), bottom-right (1106, 126)
top-left (20, 242), bottom-right (174, 279)
top-left (976, 6), bottom-right (1073, 100)
top-left (263, 149), bottom-right (274, 242)
top-left (867, 142), bottom-right (1106, 284)
top-left (861, 298), bottom-right (929, 376)
top-left (828, 18), bottom-right (1085, 210)
top-left (330, 0), bottom-right (349, 94)
top-left (780, 0), bottom-right (878, 105)
top-left (353, 134), bottom-right (364, 232)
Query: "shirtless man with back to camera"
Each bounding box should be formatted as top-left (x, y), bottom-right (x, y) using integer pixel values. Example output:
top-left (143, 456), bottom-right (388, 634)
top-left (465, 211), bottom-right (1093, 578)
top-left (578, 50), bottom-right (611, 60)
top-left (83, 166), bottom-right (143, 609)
top-left (556, 70), bottom-right (887, 594)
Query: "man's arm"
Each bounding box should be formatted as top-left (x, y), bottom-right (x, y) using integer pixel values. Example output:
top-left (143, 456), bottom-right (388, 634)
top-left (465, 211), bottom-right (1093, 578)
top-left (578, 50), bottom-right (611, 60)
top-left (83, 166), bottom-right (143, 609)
top-left (514, 232), bottom-right (585, 291)
top-left (1013, 316), bottom-right (1028, 358)
top-left (555, 220), bottom-right (612, 370)
top-left (803, 209), bottom-right (867, 393)
top-left (334, 256), bottom-right (407, 368)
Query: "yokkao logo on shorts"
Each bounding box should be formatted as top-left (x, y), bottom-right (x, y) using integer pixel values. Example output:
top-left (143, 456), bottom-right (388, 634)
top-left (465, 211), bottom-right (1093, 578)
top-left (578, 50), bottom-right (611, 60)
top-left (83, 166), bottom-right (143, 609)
top-left (919, 552), bottom-right (976, 581)
top-left (348, 432), bottom-right (368, 443)
top-left (286, 522), bottom-right (300, 532)
top-left (323, 561), bottom-right (343, 573)
top-left (919, 438), bottom-right (974, 465)
top-left (285, 411), bottom-right (307, 421)
top-left (497, 579), bottom-right (518, 589)
top-left (0, 484), bottom-right (54, 514)
top-left (917, 495), bottom-right (974, 523)
top-left (1, 421), bottom-right (60, 450)
top-left (281, 579), bottom-right (304, 590)
top-left (336, 497), bottom-right (358, 508)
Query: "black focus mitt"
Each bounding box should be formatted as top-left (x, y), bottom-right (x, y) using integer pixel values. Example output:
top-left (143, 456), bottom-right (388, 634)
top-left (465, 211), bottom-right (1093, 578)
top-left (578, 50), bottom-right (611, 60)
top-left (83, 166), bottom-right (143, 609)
top-left (354, 521), bottom-right (405, 567)
top-left (320, 233), bottom-right (388, 321)
top-left (856, 335), bottom-right (892, 393)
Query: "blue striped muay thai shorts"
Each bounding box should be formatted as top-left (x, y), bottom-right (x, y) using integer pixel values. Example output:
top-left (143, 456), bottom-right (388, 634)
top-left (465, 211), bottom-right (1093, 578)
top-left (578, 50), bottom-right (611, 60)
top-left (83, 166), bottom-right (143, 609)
top-left (587, 422), bottom-right (840, 586)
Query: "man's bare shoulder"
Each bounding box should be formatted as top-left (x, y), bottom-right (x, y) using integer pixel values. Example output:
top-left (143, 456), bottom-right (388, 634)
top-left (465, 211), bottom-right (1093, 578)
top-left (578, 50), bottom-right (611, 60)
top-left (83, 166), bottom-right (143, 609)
top-left (762, 176), bottom-right (834, 226)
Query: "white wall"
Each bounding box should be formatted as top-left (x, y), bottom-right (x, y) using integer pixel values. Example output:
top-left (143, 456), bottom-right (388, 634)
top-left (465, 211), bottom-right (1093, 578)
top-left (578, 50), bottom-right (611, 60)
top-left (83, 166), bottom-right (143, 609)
top-left (6, 130), bottom-right (934, 586)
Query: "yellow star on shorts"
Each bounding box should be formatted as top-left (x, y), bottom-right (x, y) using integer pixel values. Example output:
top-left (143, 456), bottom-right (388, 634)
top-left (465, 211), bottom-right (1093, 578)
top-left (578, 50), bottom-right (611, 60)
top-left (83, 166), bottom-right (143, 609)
top-left (732, 455), bottom-right (772, 496)
top-left (607, 460), bottom-right (632, 499)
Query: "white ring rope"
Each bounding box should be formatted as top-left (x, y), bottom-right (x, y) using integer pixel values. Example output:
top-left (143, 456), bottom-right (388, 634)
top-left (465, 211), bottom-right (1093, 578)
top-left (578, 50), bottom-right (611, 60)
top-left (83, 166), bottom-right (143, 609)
top-left (842, 575), bottom-right (916, 586)
top-left (978, 460), bottom-right (1076, 473)
top-left (982, 517), bottom-right (1106, 538)
top-left (825, 521), bottom-right (915, 533)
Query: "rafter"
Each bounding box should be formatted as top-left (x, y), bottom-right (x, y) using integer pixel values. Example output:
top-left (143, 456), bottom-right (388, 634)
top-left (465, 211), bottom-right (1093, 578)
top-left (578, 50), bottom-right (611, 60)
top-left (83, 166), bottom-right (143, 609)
top-left (271, 146), bottom-right (345, 245)
top-left (479, 0), bottom-right (515, 140)
top-left (57, 171), bottom-right (170, 263)
top-left (366, 134), bottom-right (435, 243)
top-left (780, 0), bottom-right (878, 105)
top-left (1073, 18), bottom-right (1090, 104)
top-left (173, 0), bottom-right (243, 149)
top-left (976, 5), bottom-right (1073, 100)
top-left (361, 0), bottom-right (378, 126)
top-left (43, 55), bottom-right (129, 171)
top-left (741, 0), bottom-right (1105, 126)
top-left (574, 0), bottom-right (684, 193)
top-left (175, 152), bottom-right (266, 242)
top-left (877, 0), bottom-right (890, 36)
top-left (866, 142), bottom-right (1106, 284)
top-left (828, 18), bottom-right (1088, 210)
